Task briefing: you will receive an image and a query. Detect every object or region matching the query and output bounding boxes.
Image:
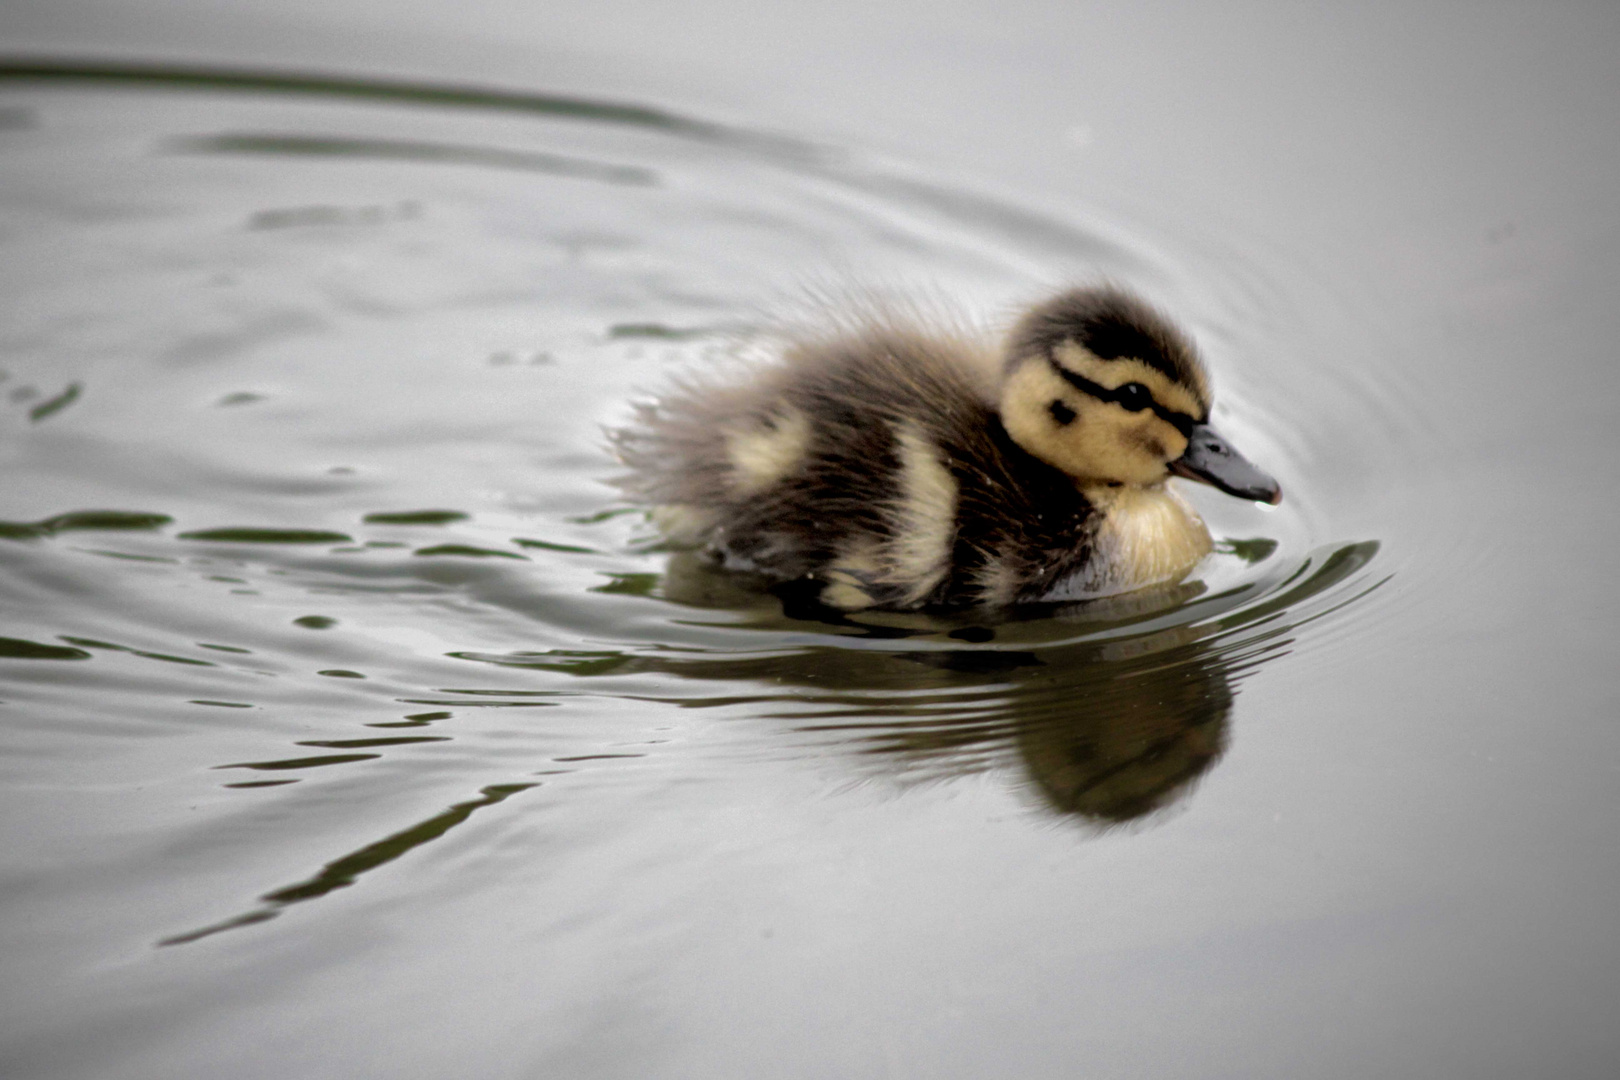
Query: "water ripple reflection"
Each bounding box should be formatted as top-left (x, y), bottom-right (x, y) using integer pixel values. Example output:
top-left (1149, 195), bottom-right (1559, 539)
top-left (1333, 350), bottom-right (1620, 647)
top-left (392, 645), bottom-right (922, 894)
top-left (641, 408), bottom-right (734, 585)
top-left (452, 540), bottom-right (1383, 825)
top-left (159, 782), bottom-right (537, 946)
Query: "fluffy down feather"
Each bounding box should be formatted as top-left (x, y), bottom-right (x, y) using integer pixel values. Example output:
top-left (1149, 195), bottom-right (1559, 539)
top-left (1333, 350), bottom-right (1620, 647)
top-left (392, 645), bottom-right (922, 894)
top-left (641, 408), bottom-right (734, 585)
top-left (612, 323), bottom-right (1109, 610)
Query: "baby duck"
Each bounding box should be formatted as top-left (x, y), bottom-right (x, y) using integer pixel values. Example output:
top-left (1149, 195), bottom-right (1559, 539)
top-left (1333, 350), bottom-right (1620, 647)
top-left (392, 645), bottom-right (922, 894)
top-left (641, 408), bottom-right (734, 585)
top-left (612, 286), bottom-right (1281, 611)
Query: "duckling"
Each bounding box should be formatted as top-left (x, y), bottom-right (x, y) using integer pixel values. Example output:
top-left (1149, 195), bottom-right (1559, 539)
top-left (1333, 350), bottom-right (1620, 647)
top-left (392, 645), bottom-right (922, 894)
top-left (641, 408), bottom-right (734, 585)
top-left (611, 286), bottom-right (1281, 611)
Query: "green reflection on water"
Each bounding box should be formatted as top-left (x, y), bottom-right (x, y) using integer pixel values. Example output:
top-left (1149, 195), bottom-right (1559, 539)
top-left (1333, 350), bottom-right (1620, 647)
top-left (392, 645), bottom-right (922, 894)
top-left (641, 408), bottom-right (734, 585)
top-left (414, 544), bottom-right (529, 560)
top-left (297, 736), bottom-right (451, 749)
top-left (363, 510), bottom-right (470, 526)
top-left (60, 635), bottom-right (217, 667)
top-left (27, 380), bottom-right (81, 423)
top-left (512, 537), bottom-right (598, 554)
top-left (608, 322), bottom-right (718, 340)
top-left (0, 510), bottom-right (173, 541)
top-left (1215, 536), bottom-right (1280, 565)
top-left (0, 636), bottom-right (92, 661)
top-left (179, 527), bottom-right (354, 544)
top-left (590, 572), bottom-right (662, 596)
top-left (160, 783), bottom-right (537, 946)
top-left (169, 133), bottom-right (658, 186)
top-left (0, 58), bottom-right (709, 130)
top-left (219, 752), bottom-right (381, 772)
top-left (0, 57), bottom-right (819, 161)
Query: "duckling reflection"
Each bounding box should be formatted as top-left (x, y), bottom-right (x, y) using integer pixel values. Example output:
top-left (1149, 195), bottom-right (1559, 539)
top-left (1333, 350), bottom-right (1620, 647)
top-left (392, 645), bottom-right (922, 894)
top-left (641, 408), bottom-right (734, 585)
top-left (805, 540), bottom-right (1380, 821)
top-left (863, 618), bottom-right (1235, 824)
top-left (451, 541), bottom-right (1381, 822)
top-left (488, 551), bottom-right (1333, 824)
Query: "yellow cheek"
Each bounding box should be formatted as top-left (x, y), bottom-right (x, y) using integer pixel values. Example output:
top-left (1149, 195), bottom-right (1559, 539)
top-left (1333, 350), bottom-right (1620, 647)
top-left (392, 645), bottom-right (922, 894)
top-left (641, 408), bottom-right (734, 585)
top-left (1001, 363), bottom-right (1179, 486)
top-left (1128, 417), bottom-right (1189, 463)
top-left (1063, 402), bottom-right (1166, 485)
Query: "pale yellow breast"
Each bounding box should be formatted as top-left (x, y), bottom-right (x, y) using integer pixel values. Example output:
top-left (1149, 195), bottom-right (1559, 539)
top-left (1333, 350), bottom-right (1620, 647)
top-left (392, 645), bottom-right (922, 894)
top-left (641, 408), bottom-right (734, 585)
top-left (1069, 482), bottom-right (1212, 597)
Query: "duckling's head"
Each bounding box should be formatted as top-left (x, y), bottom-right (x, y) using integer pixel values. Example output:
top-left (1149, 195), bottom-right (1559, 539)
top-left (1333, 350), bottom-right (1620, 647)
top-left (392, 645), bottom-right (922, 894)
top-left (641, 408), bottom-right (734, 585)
top-left (998, 287), bottom-right (1281, 504)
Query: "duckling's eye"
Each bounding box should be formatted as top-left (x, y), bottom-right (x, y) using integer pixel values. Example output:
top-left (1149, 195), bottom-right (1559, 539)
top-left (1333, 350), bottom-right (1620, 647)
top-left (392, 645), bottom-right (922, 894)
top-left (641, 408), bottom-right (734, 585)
top-left (1048, 398), bottom-right (1076, 426)
top-left (1115, 382), bottom-right (1153, 412)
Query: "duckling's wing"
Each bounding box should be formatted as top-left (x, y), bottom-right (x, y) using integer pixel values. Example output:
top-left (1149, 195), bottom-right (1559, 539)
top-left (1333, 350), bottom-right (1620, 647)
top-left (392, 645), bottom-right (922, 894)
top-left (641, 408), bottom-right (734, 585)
top-left (614, 326), bottom-right (1000, 605)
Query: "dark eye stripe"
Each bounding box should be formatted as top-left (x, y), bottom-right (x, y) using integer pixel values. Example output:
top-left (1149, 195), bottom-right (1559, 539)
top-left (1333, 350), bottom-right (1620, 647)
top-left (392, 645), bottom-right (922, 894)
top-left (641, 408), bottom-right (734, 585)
top-left (1047, 357), bottom-right (1198, 437)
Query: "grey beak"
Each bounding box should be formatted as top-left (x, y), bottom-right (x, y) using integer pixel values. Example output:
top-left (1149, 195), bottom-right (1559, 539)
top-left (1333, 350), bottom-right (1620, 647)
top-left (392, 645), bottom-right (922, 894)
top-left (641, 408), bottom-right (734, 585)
top-left (1169, 424), bottom-right (1282, 505)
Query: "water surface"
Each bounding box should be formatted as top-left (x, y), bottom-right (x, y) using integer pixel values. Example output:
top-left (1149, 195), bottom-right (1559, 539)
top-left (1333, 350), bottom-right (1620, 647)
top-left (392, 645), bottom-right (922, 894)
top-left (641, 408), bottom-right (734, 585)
top-left (1, 6), bottom-right (1617, 1078)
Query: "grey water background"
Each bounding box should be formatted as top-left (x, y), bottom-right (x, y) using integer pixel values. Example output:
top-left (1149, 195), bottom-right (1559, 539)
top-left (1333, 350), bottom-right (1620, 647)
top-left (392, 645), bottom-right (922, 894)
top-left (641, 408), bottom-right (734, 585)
top-left (1, 2), bottom-right (1616, 1078)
